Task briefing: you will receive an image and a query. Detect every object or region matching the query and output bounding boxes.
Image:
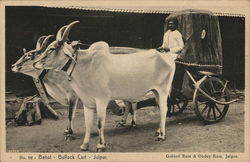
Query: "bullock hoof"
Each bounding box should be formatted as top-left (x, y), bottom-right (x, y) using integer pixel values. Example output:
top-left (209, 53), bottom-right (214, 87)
top-left (65, 134), bottom-right (75, 141)
top-left (155, 135), bottom-right (166, 141)
top-left (64, 129), bottom-right (69, 134)
top-left (155, 130), bottom-right (161, 137)
top-left (129, 124), bottom-right (137, 129)
top-left (96, 144), bottom-right (106, 152)
top-left (27, 122), bottom-right (34, 126)
top-left (96, 148), bottom-right (105, 152)
top-left (116, 123), bottom-right (123, 128)
top-left (116, 121), bottom-right (125, 128)
top-left (80, 143), bottom-right (89, 151)
top-left (64, 129), bottom-right (73, 135)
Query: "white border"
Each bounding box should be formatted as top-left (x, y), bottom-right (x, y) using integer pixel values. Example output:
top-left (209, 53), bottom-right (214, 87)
top-left (1, 1), bottom-right (249, 162)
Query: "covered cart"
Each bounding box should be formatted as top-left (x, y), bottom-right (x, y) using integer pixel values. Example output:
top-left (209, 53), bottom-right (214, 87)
top-left (165, 9), bottom-right (237, 123)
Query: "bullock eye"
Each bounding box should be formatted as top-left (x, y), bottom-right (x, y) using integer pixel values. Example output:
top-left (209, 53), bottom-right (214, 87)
top-left (31, 55), bottom-right (35, 60)
top-left (23, 53), bottom-right (33, 59)
top-left (47, 48), bottom-right (56, 54)
top-left (23, 55), bottom-right (28, 59)
top-left (27, 53), bottom-right (33, 57)
top-left (47, 49), bottom-right (53, 54)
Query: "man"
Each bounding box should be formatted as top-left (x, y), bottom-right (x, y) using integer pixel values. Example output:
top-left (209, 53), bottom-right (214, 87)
top-left (157, 18), bottom-right (184, 60)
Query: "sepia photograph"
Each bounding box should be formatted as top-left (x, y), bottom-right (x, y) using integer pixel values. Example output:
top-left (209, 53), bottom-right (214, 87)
top-left (1, 1), bottom-right (249, 161)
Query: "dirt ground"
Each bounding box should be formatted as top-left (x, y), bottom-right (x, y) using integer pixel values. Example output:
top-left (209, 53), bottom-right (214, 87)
top-left (5, 96), bottom-right (244, 153)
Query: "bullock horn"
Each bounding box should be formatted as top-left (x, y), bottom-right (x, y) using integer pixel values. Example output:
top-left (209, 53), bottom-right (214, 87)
top-left (35, 35), bottom-right (47, 51)
top-left (56, 25), bottom-right (67, 41)
top-left (58, 21), bottom-right (80, 45)
top-left (36, 35), bottom-right (54, 53)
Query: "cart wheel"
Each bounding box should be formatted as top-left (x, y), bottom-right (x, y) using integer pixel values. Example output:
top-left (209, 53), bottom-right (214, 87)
top-left (167, 90), bottom-right (188, 117)
top-left (194, 77), bottom-right (230, 124)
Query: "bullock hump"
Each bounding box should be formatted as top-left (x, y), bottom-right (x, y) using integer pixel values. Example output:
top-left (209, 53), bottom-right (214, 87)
top-left (89, 41), bottom-right (110, 54)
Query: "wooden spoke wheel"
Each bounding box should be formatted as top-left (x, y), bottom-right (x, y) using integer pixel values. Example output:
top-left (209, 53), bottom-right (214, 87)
top-left (194, 77), bottom-right (230, 124)
top-left (167, 90), bottom-right (188, 117)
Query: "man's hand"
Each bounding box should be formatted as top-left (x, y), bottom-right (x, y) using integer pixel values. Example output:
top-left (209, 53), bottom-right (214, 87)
top-left (164, 48), bottom-right (170, 52)
top-left (157, 46), bottom-right (163, 51)
top-left (175, 54), bottom-right (183, 61)
top-left (157, 47), bottom-right (171, 53)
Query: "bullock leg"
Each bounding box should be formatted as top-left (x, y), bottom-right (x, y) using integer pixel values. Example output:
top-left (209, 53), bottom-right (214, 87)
top-left (65, 97), bottom-right (79, 140)
top-left (130, 103), bottom-right (137, 128)
top-left (96, 100), bottom-right (109, 152)
top-left (152, 90), bottom-right (161, 136)
top-left (116, 101), bottom-right (131, 127)
top-left (80, 106), bottom-right (95, 151)
top-left (155, 94), bottom-right (168, 141)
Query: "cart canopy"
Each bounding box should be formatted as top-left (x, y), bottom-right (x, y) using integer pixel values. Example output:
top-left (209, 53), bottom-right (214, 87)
top-left (165, 9), bottom-right (223, 67)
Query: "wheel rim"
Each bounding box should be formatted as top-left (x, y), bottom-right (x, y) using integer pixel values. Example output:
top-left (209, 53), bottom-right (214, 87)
top-left (195, 77), bottom-right (230, 123)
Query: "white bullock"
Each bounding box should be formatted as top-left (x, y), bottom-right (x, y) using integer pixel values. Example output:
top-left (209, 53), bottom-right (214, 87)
top-left (11, 34), bottom-right (79, 139)
top-left (34, 21), bottom-right (176, 151)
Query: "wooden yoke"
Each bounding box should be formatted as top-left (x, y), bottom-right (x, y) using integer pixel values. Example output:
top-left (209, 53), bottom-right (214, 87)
top-left (33, 78), bottom-right (59, 119)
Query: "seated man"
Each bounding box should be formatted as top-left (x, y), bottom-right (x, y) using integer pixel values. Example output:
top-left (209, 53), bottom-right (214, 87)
top-left (157, 18), bottom-right (184, 60)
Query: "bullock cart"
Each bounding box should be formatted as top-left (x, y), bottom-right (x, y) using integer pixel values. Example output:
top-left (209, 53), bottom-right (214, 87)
top-left (159, 10), bottom-right (237, 124)
top-left (112, 10), bottom-right (237, 124)
top-left (30, 10), bottom-right (239, 150)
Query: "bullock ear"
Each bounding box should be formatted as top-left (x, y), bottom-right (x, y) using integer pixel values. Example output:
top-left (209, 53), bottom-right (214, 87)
top-left (70, 40), bottom-right (83, 50)
top-left (70, 41), bottom-right (78, 47)
top-left (23, 48), bottom-right (27, 54)
top-left (62, 42), bottom-right (76, 62)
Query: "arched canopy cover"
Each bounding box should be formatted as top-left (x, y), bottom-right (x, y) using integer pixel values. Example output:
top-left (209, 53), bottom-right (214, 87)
top-left (165, 9), bottom-right (223, 66)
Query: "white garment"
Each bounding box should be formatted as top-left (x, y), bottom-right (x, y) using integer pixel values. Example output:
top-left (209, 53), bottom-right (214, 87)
top-left (162, 30), bottom-right (184, 54)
